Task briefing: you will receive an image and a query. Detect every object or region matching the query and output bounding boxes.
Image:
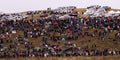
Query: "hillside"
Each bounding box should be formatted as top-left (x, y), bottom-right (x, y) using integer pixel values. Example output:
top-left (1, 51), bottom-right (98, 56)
top-left (0, 7), bottom-right (120, 60)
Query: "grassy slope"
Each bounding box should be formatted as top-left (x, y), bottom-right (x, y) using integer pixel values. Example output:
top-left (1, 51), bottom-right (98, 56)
top-left (1, 8), bottom-right (120, 60)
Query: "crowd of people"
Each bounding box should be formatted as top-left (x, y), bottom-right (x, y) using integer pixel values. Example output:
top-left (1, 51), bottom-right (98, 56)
top-left (0, 7), bottom-right (120, 58)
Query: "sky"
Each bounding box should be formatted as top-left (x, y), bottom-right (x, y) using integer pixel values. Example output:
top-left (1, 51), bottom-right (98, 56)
top-left (0, 0), bottom-right (120, 13)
